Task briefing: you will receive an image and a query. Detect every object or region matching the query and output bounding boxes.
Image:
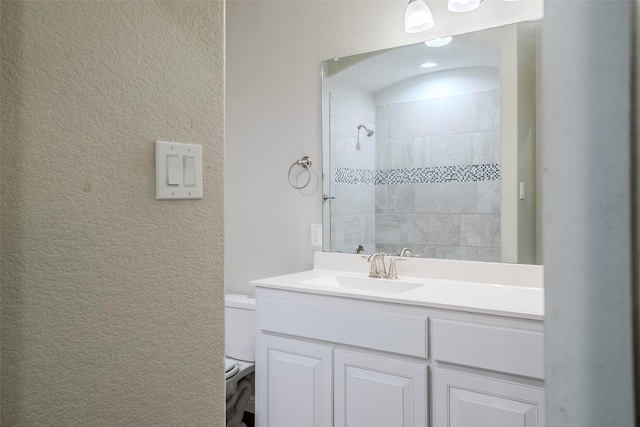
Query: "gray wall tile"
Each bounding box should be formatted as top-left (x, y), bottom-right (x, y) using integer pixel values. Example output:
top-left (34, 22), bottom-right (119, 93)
top-left (460, 214), bottom-right (501, 247)
top-left (405, 215), bottom-right (431, 245)
top-left (472, 131), bottom-right (496, 164)
top-left (459, 133), bottom-right (473, 165)
top-left (442, 101), bottom-right (477, 134)
top-left (375, 215), bottom-right (405, 244)
top-left (386, 105), bottom-right (448, 139)
top-left (429, 135), bottom-right (461, 167)
top-left (475, 90), bottom-right (500, 132)
top-left (443, 246), bottom-right (477, 261)
top-left (493, 131), bottom-right (502, 164)
top-left (477, 181), bottom-right (501, 213)
top-left (333, 183), bottom-right (375, 216)
top-left (375, 105), bottom-right (388, 142)
top-left (410, 137), bottom-right (430, 168)
top-left (376, 184), bottom-right (415, 214)
top-left (429, 214), bottom-right (461, 245)
top-left (331, 214), bottom-right (376, 255)
top-left (412, 244), bottom-right (444, 259)
top-left (414, 182), bottom-right (477, 214)
top-left (476, 247), bottom-right (501, 262)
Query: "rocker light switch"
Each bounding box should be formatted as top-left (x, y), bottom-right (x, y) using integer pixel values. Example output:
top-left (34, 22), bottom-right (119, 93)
top-left (166, 155), bottom-right (180, 185)
top-left (183, 156), bottom-right (196, 187)
top-left (156, 141), bottom-right (203, 200)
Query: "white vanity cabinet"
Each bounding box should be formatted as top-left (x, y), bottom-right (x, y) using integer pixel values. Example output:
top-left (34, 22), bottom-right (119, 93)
top-left (255, 286), bottom-right (544, 427)
top-left (334, 350), bottom-right (428, 427)
top-left (257, 335), bottom-right (333, 427)
top-left (430, 313), bottom-right (545, 427)
top-left (433, 369), bottom-right (544, 427)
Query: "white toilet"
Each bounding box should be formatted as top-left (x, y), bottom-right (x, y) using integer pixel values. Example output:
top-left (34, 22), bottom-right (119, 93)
top-left (225, 294), bottom-right (256, 427)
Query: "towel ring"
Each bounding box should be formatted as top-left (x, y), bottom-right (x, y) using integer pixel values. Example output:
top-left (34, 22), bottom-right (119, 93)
top-left (288, 156), bottom-right (312, 189)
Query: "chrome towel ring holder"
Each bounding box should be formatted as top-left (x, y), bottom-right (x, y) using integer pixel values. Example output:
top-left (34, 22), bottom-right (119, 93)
top-left (288, 156), bottom-right (312, 189)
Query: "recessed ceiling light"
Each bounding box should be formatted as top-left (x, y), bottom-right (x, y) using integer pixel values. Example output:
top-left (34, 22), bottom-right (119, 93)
top-left (425, 36), bottom-right (453, 48)
top-left (419, 62), bottom-right (439, 68)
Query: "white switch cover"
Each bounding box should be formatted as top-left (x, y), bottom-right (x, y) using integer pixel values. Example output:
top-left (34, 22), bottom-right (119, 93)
top-left (519, 181), bottom-right (526, 200)
top-left (156, 141), bottom-right (203, 200)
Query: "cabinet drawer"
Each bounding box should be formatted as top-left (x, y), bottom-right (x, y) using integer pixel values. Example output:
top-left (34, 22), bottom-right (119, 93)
top-left (258, 294), bottom-right (428, 358)
top-left (433, 318), bottom-right (544, 379)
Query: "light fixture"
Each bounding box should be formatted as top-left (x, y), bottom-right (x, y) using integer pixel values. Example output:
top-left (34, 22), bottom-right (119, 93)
top-left (425, 36), bottom-right (453, 47)
top-left (448, 0), bottom-right (480, 13)
top-left (405, 0), bottom-right (434, 34)
top-left (419, 62), bottom-right (439, 68)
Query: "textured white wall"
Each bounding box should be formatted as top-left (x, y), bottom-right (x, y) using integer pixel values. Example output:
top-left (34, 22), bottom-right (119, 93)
top-left (1, 1), bottom-right (225, 425)
top-left (541, 1), bottom-right (635, 425)
top-left (225, 0), bottom-right (543, 294)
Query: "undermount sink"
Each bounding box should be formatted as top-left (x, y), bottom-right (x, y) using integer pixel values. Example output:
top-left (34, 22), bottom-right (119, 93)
top-left (301, 275), bottom-right (423, 294)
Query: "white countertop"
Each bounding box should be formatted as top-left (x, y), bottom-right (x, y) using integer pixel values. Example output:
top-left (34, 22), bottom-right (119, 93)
top-left (252, 254), bottom-right (544, 321)
top-left (252, 269), bottom-right (544, 320)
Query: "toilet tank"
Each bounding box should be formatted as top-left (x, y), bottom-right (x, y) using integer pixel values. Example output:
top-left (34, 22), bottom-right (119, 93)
top-left (225, 294), bottom-right (256, 362)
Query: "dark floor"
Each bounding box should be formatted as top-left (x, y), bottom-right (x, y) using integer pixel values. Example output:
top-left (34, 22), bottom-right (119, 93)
top-left (242, 411), bottom-right (255, 427)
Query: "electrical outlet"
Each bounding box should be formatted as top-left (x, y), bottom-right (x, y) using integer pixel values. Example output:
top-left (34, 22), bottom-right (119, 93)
top-left (311, 224), bottom-right (323, 247)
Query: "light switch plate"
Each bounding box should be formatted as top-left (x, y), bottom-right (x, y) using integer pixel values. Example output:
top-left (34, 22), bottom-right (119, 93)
top-left (156, 141), bottom-right (203, 200)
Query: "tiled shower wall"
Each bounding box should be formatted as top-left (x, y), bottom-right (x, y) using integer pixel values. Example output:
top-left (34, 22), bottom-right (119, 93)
top-left (331, 89), bottom-right (501, 262)
top-left (374, 90), bottom-right (502, 261)
top-left (329, 93), bottom-right (377, 254)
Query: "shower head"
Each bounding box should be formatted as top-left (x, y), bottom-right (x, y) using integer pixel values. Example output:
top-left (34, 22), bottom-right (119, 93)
top-left (358, 124), bottom-right (374, 137)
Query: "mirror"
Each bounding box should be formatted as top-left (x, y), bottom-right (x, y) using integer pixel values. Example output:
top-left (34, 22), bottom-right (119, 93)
top-left (322, 21), bottom-right (541, 264)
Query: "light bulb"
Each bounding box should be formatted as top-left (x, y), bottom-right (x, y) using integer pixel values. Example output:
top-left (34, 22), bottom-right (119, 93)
top-left (425, 36), bottom-right (453, 48)
top-left (448, 0), bottom-right (480, 12)
top-left (405, 0), bottom-right (434, 34)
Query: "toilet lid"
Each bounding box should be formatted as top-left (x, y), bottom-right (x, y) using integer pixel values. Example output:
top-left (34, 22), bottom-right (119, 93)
top-left (225, 358), bottom-right (239, 380)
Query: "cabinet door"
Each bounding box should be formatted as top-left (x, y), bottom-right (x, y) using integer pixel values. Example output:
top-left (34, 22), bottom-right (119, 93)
top-left (433, 369), bottom-right (545, 427)
top-left (334, 349), bottom-right (427, 427)
top-left (256, 335), bottom-right (333, 427)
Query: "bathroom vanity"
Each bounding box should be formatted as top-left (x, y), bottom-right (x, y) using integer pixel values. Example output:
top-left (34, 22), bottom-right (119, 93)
top-left (253, 253), bottom-right (544, 427)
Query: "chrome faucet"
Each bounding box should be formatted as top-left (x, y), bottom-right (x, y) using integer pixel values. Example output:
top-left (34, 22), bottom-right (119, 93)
top-left (399, 247), bottom-right (413, 257)
top-left (366, 252), bottom-right (387, 278)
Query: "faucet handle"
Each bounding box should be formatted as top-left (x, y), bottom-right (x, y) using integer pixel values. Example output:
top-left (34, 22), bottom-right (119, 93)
top-left (386, 258), bottom-right (406, 280)
top-left (367, 259), bottom-right (381, 278)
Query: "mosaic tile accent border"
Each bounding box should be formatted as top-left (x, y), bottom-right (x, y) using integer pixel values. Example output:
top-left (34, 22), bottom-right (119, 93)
top-left (335, 164), bottom-right (500, 185)
top-left (334, 168), bottom-right (376, 185)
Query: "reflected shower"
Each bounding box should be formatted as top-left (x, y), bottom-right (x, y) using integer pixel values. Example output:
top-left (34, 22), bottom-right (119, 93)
top-left (357, 124), bottom-right (374, 137)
